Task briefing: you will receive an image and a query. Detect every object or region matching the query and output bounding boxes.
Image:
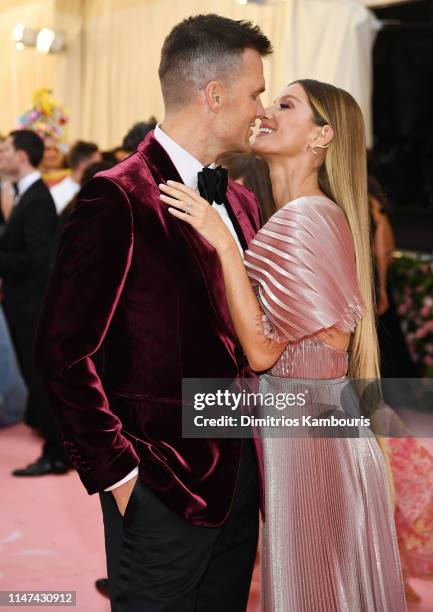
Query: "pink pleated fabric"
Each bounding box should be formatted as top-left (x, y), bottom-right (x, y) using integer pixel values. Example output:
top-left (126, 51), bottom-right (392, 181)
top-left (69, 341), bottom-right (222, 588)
top-left (245, 196), bottom-right (407, 611)
top-left (244, 195), bottom-right (365, 343)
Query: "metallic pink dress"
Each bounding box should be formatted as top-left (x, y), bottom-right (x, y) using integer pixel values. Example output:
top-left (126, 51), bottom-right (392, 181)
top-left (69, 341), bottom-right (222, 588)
top-left (244, 196), bottom-right (407, 611)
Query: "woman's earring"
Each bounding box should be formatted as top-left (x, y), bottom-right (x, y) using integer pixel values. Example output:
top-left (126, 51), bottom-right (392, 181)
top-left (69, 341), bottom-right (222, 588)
top-left (309, 125), bottom-right (331, 154)
top-left (308, 142), bottom-right (330, 155)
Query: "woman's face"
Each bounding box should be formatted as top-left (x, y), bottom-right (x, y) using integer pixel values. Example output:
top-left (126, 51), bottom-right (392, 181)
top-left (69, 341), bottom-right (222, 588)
top-left (252, 83), bottom-right (320, 160)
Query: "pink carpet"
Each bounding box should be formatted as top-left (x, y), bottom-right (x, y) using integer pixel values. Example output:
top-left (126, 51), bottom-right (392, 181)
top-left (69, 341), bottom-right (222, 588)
top-left (1, 421), bottom-right (433, 611)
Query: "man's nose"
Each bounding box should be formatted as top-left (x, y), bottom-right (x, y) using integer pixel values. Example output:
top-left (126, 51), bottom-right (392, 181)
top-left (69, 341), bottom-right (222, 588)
top-left (256, 97), bottom-right (266, 117)
top-left (258, 106), bottom-right (274, 123)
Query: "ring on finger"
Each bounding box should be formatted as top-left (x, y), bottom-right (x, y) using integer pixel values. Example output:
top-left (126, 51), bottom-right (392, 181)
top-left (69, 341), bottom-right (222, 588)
top-left (186, 201), bottom-right (192, 215)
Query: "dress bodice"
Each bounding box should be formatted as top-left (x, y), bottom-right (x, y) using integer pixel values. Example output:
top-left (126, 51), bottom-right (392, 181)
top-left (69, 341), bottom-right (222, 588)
top-left (268, 336), bottom-right (349, 379)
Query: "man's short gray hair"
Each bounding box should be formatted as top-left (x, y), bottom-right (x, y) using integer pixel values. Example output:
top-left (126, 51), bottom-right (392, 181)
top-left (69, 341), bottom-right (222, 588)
top-left (159, 14), bottom-right (272, 111)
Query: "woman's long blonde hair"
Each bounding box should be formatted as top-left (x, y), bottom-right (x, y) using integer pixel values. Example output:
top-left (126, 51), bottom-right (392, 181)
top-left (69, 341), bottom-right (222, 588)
top-left (295, 81), bottom-right (394, 485)
top-left (294, 79), bottom-right (379, 381)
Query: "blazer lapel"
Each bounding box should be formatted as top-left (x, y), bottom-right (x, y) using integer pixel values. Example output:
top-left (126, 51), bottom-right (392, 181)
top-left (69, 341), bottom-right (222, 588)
top-left (139, 134), bottom-right (239, 344)
top-left (224, 183), bottom-right (258, 250)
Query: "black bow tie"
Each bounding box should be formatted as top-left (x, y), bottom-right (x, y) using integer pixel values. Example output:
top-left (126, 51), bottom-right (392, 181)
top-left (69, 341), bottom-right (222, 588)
top-left (197, 166), bottom-right (228, 205)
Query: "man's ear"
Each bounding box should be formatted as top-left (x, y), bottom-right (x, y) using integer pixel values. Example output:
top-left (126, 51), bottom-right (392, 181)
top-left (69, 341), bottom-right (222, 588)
top-left (204, 81), bottom-right (225, 113)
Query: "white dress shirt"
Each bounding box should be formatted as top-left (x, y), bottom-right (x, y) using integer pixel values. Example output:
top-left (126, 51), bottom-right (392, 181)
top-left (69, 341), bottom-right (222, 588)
top-left (154, 124), bottom-right (244, 255)
top-left (50, 176), bottom-right (80, 214)
top-left (105, 125), bottom-right (244, 492)
top-left (17, 170), bottom-right (41, 200)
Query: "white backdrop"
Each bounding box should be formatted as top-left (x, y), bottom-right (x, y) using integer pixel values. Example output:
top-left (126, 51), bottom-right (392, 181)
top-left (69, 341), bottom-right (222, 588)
top-left (282, 0), bottom-right (380, 145)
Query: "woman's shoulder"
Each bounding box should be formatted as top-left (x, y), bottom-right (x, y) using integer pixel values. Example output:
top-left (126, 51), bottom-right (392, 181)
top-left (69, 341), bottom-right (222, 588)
top-left (281, 194), bottom-right (342, 215)
top-left (271, 194), bottom-right (347, 229)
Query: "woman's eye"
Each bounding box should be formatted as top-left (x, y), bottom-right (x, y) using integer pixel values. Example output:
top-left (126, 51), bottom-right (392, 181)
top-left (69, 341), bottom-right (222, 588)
top-left (279, 103), bottom-right (291, 109)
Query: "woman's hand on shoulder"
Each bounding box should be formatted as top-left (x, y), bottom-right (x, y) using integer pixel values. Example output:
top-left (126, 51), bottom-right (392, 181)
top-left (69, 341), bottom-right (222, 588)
top-left (159, 181), bottom-right (234, 254)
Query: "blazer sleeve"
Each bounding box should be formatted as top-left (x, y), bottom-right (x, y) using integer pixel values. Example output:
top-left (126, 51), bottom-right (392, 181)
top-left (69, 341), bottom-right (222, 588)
top-left (33, 176), bottom-right (140, 494)
top-left (0, 190), bottom-right (56, 279)
top-left (244, 197), bottom-right (365, 343)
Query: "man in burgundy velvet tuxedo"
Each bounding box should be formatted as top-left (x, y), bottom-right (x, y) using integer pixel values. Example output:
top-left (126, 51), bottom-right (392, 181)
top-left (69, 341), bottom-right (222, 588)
top-left (34, 14), bottom-right (272, 611)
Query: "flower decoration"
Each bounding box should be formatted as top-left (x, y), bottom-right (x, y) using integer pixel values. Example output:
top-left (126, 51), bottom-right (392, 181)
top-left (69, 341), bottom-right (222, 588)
top-left (393, 256), bottom-right (433, 377)
top-left (17, 88), bottom-right (70, 152)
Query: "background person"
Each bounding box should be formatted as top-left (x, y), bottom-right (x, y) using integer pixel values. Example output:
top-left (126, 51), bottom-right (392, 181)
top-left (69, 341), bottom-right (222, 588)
top-left (121, 117), bottom-right (158, 155)
top-left (0, 130), bottom-right (69, 475)
top-left (50, 140), bottom-right (101, 214)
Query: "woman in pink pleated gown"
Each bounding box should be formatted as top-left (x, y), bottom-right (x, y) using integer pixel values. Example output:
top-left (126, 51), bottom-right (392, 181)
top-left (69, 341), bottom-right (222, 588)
top-left (160, 79), bottom-right (407, 611)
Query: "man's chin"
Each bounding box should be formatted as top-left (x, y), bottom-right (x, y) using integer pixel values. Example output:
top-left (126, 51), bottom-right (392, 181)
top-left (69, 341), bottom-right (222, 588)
top-left (236, 140), bottom-right (252, 153)
top-left (251, 137), bottom-right (269, 157)
top-left (222, 136), bottom-right (251, 155)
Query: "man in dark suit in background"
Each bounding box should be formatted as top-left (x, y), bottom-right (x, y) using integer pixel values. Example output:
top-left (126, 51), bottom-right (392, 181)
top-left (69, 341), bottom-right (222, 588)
top-left (0, 130), bottom-right (69, 475)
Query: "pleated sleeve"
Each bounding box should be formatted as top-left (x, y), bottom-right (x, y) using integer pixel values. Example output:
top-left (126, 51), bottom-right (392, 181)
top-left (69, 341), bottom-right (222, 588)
top-left (244, 196), bottom-right (365, 343)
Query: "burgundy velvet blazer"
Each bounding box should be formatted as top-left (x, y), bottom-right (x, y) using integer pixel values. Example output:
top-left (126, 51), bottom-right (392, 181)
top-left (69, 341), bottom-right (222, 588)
top-left (34, 133), bottom-right (262, 527)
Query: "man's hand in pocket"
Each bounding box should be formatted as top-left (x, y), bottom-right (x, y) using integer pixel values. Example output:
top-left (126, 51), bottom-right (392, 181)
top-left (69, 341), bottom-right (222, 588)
top-left (111, 475), bottom-right (139, 516)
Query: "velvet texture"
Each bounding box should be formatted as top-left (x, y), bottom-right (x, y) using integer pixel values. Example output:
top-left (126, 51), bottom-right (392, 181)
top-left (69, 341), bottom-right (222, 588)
top-left (34, 133), bottom-right (262, 527)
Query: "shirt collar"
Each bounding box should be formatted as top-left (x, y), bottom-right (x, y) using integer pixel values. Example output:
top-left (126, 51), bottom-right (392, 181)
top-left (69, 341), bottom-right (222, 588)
top-left (17, 170), bottom-right (41, 197)
top-left (153, 124), bottom-right (215, 189)
top-left (60, 176), bottom-right (80, 188)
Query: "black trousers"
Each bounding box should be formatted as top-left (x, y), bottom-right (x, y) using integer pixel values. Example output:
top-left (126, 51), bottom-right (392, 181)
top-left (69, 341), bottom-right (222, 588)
top-left (3, 304), bottom-right (66, 461)
top-left (99, 440), bottom-right (259, 612)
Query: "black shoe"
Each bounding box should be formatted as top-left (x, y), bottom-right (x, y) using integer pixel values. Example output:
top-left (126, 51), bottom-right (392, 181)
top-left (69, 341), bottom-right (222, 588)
top-left (95, 578), bottom-right (109, 599)
top-left (12, 455), bottom-right (70, 476)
